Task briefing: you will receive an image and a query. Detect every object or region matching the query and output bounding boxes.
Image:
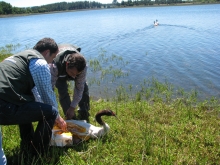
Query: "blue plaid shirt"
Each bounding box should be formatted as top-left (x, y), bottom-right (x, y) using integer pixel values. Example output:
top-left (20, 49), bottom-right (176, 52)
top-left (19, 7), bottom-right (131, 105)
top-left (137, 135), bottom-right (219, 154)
top-left (29, 58), bottom-right (58, 110)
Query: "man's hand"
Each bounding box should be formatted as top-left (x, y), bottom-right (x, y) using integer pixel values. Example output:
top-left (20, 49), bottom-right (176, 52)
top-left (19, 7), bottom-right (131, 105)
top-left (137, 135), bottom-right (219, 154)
top-left (55, 115), bottom-right (67, 131)
top-left (66, 106), bottom-right (76, 120)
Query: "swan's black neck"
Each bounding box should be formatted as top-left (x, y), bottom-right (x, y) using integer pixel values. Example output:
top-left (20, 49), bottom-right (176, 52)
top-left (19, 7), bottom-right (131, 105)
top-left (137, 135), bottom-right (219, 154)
top-left (95, 110), bottom-right (116, 125)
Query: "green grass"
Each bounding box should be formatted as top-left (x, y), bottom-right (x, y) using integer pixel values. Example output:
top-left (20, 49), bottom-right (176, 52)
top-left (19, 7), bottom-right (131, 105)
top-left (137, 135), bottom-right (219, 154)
top-left (1, 45), bottom-right (220, 164)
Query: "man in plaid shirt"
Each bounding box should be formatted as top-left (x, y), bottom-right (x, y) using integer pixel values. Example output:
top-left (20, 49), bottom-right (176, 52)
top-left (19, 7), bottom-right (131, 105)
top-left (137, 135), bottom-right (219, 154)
top-left (0, 38), bottom-right (67, 157)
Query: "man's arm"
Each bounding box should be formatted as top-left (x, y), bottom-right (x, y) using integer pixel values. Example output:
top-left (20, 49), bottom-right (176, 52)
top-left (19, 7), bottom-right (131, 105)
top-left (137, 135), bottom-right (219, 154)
top-left (66, 66), bottom-right (87, 119)
top-left (29, 59), bottom-right (66, 130)
top-left (30, 59), bottom-right (58, 108)
top-left (70, 66), bottom-right (87, 108)
top-left (49, 62), bottom-right (58, 90)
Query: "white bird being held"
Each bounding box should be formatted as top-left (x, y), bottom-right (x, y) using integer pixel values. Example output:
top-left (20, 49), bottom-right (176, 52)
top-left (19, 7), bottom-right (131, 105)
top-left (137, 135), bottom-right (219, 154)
top-left (50, 110), bottom-right (117, 147)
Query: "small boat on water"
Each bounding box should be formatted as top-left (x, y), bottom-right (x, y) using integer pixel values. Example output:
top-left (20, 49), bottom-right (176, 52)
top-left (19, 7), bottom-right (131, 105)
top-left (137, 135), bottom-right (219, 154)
top-left (154, 20), bottom-right (159, 26)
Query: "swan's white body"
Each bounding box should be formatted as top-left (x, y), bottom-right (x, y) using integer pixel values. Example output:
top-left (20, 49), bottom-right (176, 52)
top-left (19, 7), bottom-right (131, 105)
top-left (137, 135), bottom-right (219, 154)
top-left (154, 20), bottom-right (159, 26)
top-left (66, 119), bottom-right (110, 138)
top-left (50, 120), bottom-right (110, 147)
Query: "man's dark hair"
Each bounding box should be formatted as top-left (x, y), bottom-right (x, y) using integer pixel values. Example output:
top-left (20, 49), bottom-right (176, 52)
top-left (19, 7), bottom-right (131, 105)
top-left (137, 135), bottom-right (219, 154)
top-left (67, 53), bottom-right (86, 72)
top-left (33, 38), bottom-right (58, 54)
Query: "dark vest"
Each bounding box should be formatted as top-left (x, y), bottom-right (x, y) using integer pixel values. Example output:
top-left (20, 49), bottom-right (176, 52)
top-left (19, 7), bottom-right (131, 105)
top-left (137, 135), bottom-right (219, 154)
top-left (0, 49), bottom-right (44, 105)
top-left (53, 44), bottom-right (81, 81)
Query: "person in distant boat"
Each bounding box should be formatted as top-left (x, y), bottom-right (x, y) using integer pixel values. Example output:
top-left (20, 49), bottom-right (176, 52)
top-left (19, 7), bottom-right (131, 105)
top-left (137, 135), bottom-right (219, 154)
top-left (0, 38), bottom-right (67, 156)
top-left (154, 20), bottom-right (159, 26)
top-left (49, 44), bottom-right (90, 122)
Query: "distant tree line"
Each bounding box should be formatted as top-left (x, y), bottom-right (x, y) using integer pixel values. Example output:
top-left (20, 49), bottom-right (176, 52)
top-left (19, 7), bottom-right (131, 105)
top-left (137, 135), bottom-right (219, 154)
top-left (118, 0), bottom-right (219, 6)
top-left (0, 1), bottom-right (102, 15)
top-left (0, 0), bottom-right (219, 15)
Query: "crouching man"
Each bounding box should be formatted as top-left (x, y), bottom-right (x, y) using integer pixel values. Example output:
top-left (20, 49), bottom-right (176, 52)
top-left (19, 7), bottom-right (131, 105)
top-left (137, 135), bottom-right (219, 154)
top-left (49, 44), bottom-right (90, 121)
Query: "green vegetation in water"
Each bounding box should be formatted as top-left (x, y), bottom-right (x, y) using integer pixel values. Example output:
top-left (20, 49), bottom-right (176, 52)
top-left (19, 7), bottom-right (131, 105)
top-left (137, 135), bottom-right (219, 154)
top-left (0, 45), bottom-right (220, 164)
top-left (0, 44), bottom-right (20, 59)
top-left (88, 48), bottom-right (129, 86)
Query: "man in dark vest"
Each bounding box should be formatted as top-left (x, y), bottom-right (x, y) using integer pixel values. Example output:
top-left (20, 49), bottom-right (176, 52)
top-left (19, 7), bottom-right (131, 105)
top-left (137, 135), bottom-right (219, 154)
top-left (0, 38), bottom-right (67, 156)
top-left (49, 44), bottom-right (90, 121)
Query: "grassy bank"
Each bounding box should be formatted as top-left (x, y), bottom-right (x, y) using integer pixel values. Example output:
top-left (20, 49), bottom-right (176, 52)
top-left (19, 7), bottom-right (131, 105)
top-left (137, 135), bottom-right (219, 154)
top-left (2, 83), bottom-right (220, 164)
top-left (1, 45), bottom-right (220, 164)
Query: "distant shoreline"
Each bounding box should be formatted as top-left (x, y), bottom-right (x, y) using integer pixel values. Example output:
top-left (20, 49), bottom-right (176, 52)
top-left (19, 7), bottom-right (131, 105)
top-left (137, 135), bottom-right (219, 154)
top-left (0, 2), bottom-right (219, 18)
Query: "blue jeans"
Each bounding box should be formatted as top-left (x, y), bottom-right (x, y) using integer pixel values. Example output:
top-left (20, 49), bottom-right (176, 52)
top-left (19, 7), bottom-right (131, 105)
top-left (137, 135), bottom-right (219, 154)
top-left (0, 99), bottom-right (58, 155)
top-left (0, 127), bottom-right (6, 165)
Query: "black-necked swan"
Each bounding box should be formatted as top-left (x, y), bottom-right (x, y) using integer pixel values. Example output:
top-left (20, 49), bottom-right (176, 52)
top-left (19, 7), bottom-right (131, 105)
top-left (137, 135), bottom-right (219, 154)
top-left (50, 110), bottom-right (116, 146)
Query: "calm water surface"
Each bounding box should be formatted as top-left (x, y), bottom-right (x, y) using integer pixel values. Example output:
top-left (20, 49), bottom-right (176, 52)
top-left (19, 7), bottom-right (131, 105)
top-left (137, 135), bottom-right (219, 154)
top-left (1, 4), bottom-right (220, 99)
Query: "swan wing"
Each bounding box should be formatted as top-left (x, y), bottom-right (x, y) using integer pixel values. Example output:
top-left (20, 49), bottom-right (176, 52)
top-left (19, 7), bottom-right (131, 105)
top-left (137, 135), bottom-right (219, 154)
top-left (51, 121), bottom-right (111, 145)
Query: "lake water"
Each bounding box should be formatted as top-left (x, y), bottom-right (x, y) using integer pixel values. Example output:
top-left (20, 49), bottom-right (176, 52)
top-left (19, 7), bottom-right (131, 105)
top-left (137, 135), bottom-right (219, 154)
top-left (0, 4), bottom-right (220, 100)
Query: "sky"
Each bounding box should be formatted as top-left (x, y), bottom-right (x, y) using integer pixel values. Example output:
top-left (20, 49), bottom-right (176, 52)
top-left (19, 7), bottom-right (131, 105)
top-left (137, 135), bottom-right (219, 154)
top-left (5, 0), bottom-right (121, 7)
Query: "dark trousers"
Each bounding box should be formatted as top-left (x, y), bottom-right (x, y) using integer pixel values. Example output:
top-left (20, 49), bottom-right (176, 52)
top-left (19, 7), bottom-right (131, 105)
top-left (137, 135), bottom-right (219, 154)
top-left (55, 78), bottom-right (90, 115)
top-left (0, 99), bottom-right (57, 154)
